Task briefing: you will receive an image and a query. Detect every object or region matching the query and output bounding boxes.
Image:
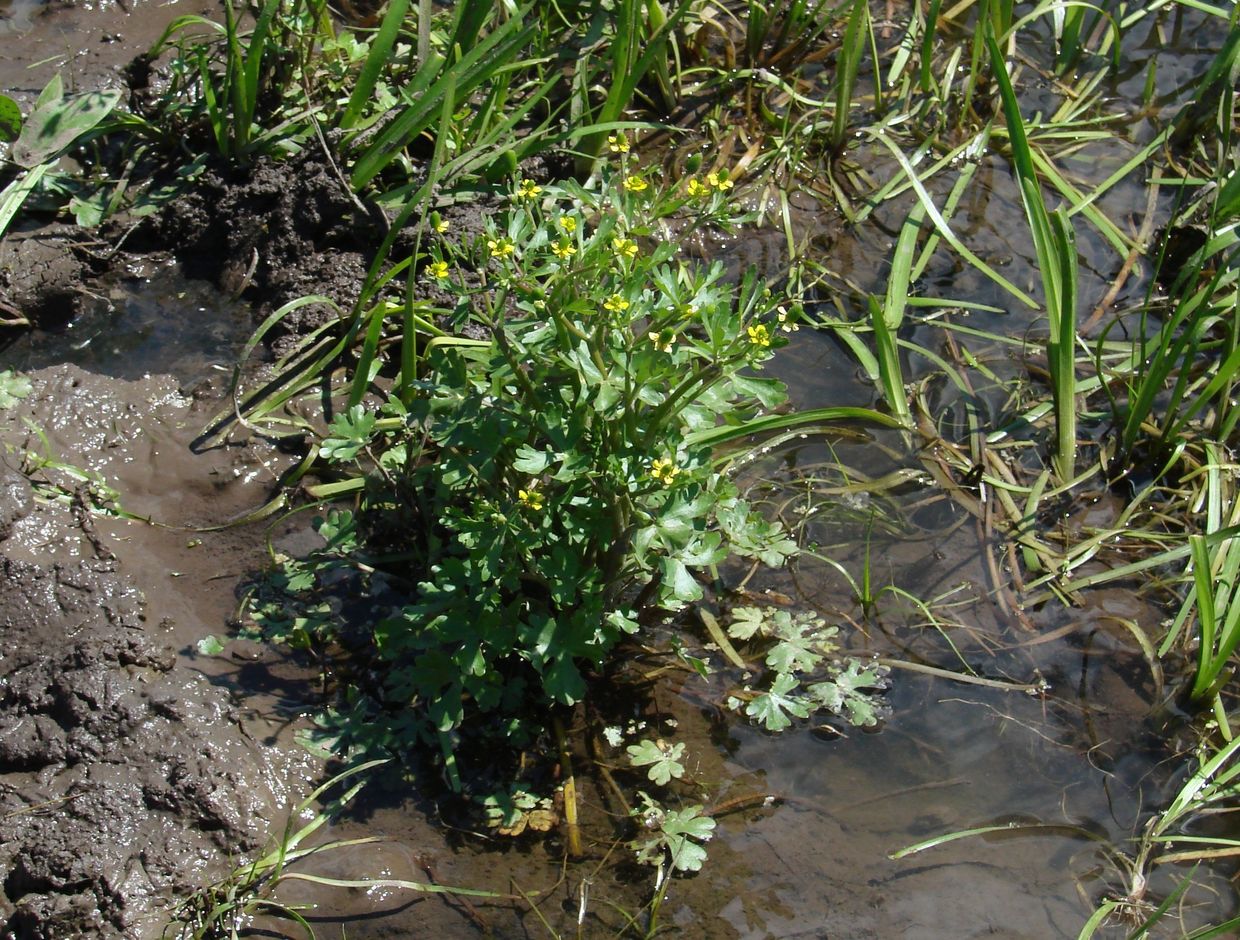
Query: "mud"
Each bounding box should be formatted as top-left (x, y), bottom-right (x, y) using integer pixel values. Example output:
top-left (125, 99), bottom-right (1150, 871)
top-left (138, 145), bottom-right (381, 340)
top-left (0, 365), bottom-right (315, 939)
top-left (0, 226), bottom-right (93, 327)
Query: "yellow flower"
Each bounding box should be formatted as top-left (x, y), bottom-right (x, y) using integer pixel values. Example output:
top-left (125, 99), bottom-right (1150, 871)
top-left (517, 179), bottom-right (542, 200)
top-left (650, 457), bottom-right (680, 486)
top-left (747, 323), bottom-right (772, 347)
top-left (623, 175), bottom-right (649, 193)
top-left (608, 133), bottom-right (631, 153)
top-left (518, 488), bottom-right (545, 511)
top-left (686, 177), bottom-right (709, 198)
top-left (487, 237), bottom-right (515, 258)
top-left (612, 237), bottom-right (638, 260)
top-left (551, 239), bottom-right (576, 260)
top-left (432, 216), bottom-right (450, 234)
top-left (706, 170), bottom-right (734, 191)
top-left (677, 303), bottom-right (699, 320)
top-left (649, 329), bottom-right (676, 352)
top-left (428, 260), bottom-right (450, 279)
top-left (603, 294), bottom-right (630, 314)
top-left (557, 216), bottom-right (577, 233)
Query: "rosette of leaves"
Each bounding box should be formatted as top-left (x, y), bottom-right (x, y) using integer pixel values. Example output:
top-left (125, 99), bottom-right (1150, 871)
top-left (631, 792), bottom-right (716, 873)
top-left (725, 606), bottom-right (890, 731)
top-left (301, 167), bottom-right (803, 762)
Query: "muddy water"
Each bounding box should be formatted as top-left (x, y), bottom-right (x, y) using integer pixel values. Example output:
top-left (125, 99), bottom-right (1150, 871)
top-left (1, 2), bottom-right (1237, 940)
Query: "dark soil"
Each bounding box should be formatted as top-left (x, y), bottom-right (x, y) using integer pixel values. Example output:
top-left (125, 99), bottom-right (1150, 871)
top-left (138, 144), bottom-right (383, 339)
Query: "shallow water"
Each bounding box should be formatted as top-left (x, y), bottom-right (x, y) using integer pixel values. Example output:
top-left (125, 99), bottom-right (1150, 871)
top-left (1, 1), bottom-right (1237, 938)
top-left (0, 262), bottom-right (254, 387)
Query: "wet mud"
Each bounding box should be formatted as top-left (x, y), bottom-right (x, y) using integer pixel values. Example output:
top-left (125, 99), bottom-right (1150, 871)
top-left (0, 365), bottom-right (316, 939)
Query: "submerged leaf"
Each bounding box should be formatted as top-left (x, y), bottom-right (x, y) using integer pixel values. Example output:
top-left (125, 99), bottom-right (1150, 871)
top-left (745, 672), bottom-right (810, 731)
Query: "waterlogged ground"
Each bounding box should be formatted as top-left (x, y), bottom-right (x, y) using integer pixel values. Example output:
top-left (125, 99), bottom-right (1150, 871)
top-left (1, 0), bottom-right (1238, 937)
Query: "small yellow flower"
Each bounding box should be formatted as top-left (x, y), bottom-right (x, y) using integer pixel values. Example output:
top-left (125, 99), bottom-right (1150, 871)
top-left (517, 179), bottom-right (542, 200)
top-left (686, 177), bottom-right (709, 198)
top-left (551, 239), bottom-right (576, 260)
top-left (623, 175), bottom-right (649, 194)
top-left (706, 170), bottom-right (734, 191)
top-left (433, 217), bottom-right (450, 234)
top-left (603, 294), bottom-right (630, 314)
top-left (518, 488), bottom-right (545, 511)
top-left (487, 237), bottom-right (515, 258)
top-left (747, 323), bottom-right (772, 347)
top-left (649, 329), bottom-right (676, 352)
top-left (428, 260), bottom-right (450, 279)
top-left (608, 133), bottom-right (631, 153)
top-left (677, 303), bottom-right (699, 320)
top-left (557, 216), bottom-right (577, 233)
top-left (612, 237), bottom-right (638, 260)
top-left (650, 457), bottom-right (680, 486)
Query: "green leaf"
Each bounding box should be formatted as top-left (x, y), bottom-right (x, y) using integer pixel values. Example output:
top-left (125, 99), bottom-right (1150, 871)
top-left (745, 672), bottom-right (810, 731)
top-left (661, 806), bottom-right (716, 872)
top-left (69, 188), bottom-right (109, 227)
top-left (0, 93), bottom-right (21, 143)
top-left (512, 445), bottom-right (551, 473)
top-left (728, 374), bottom-right (788, 409)
top-left (727, 606), bottom-right (768, 640)
top-left (0, 370), bottom-right (33, 409)
top-left (320, 406), bottom-right (377, 461)
top-left (196, 634), bottom-right (226, 656)
top-left (11, 88), bottom-right (121, 168)
top-left (626, 739), bottom-right (685, 786)
top-left (661, 557), bottom-right (703, 605)
top-left (808, 660), bottom-right (889, 727)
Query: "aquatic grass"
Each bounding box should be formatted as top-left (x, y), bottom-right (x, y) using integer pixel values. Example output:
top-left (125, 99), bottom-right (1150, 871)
top-left (1097, 26), bottom-right (1240, 473)
top-left (148, 0), bottom-right (330, 161)
top-left (743, 0), bottom-right (834, 70)
top-left (571, 0), bottom-right (692, 174)
top-left (346, 6), bottom-right (538, 191)
top-left (829, 0), bottom-right (871, 152)
top-left (987, 29), bottom-right (1079, 483)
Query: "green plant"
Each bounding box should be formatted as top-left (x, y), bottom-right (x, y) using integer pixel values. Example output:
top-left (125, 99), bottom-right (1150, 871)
top-left (631, 792), bottom-right (715, 873)
top-left (723, 605), bottom-right (889, 730)
top-left (570, 0), bottom-right (692, 174)
top-left (0, 76), bottom-right (121, 238)
top-left (830, 0), bottom-right (872, 152)
top-left (255, 161), bottom-right (816, 774)
top-left (149, 0), bottom-right (323, 161)
top-left (988, 29), bottom-right (1080, 483)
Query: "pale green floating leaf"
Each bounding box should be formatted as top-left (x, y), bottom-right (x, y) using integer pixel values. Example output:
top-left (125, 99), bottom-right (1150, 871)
top-left (196, 634), bottom-right (226, 656)
top-left (0, 370), bottom-right (33, 409)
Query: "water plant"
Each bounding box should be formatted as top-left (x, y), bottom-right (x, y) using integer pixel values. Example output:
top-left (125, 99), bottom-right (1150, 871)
top-left (248, 162), bottom-right (818, 769)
